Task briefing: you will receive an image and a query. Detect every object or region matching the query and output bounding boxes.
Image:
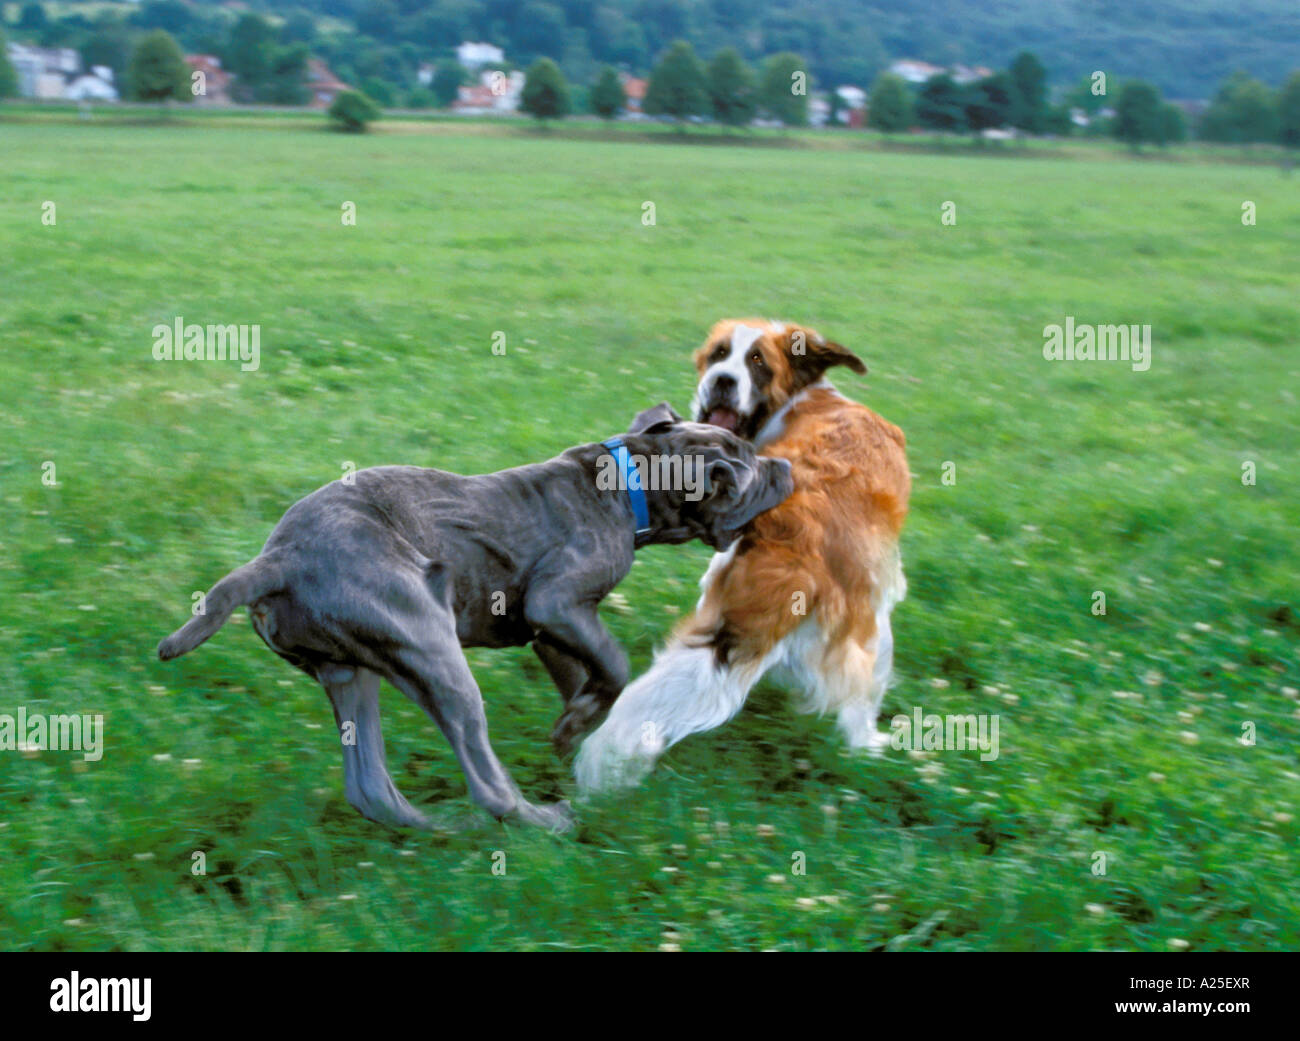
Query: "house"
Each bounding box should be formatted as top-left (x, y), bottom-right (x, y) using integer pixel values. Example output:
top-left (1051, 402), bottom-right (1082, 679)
top-left (6, 43), bottom-right (82, 98)
top-left (836, 85), bottom-right (867, 110)
top-left (888, 59), bottom-right (944, 84)
top-left (949, 63), bottom-right (993, 85)
top-left (305, 59), bottom-right (351, 109)
top-left (456, 42), bottom-right (504, 70)
top-left (816, 85), bottom-right (867, 128)
top-left (184, 55), bottom-right (232, 105)
top-left (889, 59), bottom-right (992, 86)
top-left (66, 66), bottom-right (118, 102)
top-left (451, 69), bottom-right (523, 114)
top-left (619, 74), bottom-right (647, 114)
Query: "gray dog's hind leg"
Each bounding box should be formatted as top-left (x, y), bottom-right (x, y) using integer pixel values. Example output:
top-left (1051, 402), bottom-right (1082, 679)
top-left (386, 630), bottom-right (573, 833)
top-left (320, 664), bottom-right (431, 830)
top-left (533, 636), bottom-right (589, 703)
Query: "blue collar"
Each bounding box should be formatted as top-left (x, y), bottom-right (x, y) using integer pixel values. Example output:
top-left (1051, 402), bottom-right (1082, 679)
top-left (601, 437), bottom-right (651, 538)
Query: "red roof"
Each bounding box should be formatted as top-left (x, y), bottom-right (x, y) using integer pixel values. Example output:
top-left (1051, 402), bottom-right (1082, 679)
top-left (306, 58), bottom-right (349, 92)
top-left (184, 54), bottom-right (230, 90)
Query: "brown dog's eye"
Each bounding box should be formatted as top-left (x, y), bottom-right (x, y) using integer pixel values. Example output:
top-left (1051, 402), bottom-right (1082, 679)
top-left (749, 350), bottom-right (765, 369)
top-left (710, 345), bottom-right (728, 364)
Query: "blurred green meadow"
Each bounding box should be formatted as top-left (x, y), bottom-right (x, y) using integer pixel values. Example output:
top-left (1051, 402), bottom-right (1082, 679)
top-left (0, 121), bottom-right (1296, 951)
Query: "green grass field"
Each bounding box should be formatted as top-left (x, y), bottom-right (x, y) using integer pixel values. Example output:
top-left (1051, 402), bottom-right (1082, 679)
top-left (1, 121), bottom-right (1296, 951)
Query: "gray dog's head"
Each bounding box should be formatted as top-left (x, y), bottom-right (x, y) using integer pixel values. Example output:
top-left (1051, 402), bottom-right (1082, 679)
top-left (621, 402), bottom-right (794, 552)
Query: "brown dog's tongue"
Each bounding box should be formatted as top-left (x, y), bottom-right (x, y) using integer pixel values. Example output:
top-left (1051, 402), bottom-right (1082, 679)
top-left (706, 408), bottom-right (739, 432)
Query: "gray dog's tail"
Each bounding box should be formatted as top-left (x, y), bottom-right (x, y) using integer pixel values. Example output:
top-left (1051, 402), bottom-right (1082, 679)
top-left (157, 555), bottom-right (282, 661)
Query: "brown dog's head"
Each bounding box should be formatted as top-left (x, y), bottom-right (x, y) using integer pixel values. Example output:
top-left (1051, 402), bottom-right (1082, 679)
top-left (691, 319), bottom-right (866, 442)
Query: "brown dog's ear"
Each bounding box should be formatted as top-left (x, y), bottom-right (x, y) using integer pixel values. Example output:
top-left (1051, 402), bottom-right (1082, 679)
top-left (784, 326), bottom-right (866, 387)
top-left (628, 402), bottom-right (683, 435)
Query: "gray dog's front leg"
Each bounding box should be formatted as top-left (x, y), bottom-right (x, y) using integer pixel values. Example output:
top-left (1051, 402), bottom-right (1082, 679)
top-left (526, 594), bottom-right (630, 755)
top-left (533, 635), bottom-right (590, 704)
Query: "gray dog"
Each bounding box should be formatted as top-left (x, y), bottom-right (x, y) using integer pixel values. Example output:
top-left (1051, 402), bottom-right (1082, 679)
top-left (157, 404), bottom-right (792, 831)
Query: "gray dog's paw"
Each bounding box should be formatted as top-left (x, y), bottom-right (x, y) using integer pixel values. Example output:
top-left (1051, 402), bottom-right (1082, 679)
top-left (511, 799), bottom-right (574, 833)
top-left (551, 695), bottom-right (605, 757)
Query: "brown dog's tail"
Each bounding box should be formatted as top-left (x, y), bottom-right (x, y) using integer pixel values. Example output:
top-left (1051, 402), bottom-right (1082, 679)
top-left (157, 555), bottom-right (282, 661)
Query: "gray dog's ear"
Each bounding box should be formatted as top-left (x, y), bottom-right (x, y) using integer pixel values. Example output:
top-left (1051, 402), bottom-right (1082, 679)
top-left (629, 402), bottom-right (683, 435)
top-left (703, 456), bottom-right (794, 551)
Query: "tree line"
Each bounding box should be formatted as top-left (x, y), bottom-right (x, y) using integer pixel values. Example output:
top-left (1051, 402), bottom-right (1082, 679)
top-left (2, 2), bottom-right (1298, 150)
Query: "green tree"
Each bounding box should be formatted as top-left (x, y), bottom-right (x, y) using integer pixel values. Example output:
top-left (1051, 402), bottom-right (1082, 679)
top-left (360, 76), bottom-right (396, 107)
top-left (1007, 50), bottom-right (1048, 133)
top-left (0, 32), bottom-right (20, 99)
top-left (262, 44), bottom-right (309, 105)
top-left (1064, 74), bottom-right (1108, 116)
top-left (135, 0), bottom-right (196, 37)
top-left (1199, 72), bottom-right (1279, 143)
top-left (643, 40), bottom-right (706, 122)
top-left (916, 73), bottom-right (967, 132)
top-left (226, 13), bottom-right (276, 97)
top-left (81, 25), bottom-right (134, 85)
top-left (590, 65), bottom-right (626, 119)
top-left (966, 72), bottom-right (1013, 132)
top-left (1044, 104), bottom-right (1075, 136)
top-left (758, 52), bottom-right (808, 126)
top-left (329, 89), bottom-right (381, 132)
top-left (127, 29), bottom-right (190, 102)
top-left (281, 10), bottom-right (318, 45)
top-left (706, 47), bottom-right (755, 126)
top-left (1158, 103), bottom-right (1187, 145)
top-left (520, 57), bottom-right (571, 121)
top-left (1279, 70), bottom-right (1300, 148)
top-left (17, 3), bottom-right (47, 32)
top-left (406, 86), bottom-right (437, 109)
top-left (1112, 80), bottom-right (1164, 149)
top-left (356, 0), bottom-right (400, 41)
top-left (867, 72), bottom-right (912, 131)
top-left (430, 59), bottom-right (464, 107)
top-left (516, 2), bottom-right (567, 61)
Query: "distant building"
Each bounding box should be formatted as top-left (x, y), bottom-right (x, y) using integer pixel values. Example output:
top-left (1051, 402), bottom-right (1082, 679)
top-left (305, 59), bottom-right (351, 109)
top-left (817, 85), bottom-right (867, 128)
top-left (888, 59), bottom-right (991, 86)
top-left (619, 74), bottom-right (647, 114)
top-left (452, 69), bottom-right (523, 113)
top-left (66, 66), bottom-right (118, 102)
top-left (184, 55), bottom-right (232, 106)
top-left (7, 43), bottom-right (81, 98)
top-left (949, 63), bottom-right (993, 85)
top-left (456, 42), bottom-right (505, 70)
top-left (888, 60), bottom-right (944, 84)
top-left (836, 85), bottom-right (867, 109)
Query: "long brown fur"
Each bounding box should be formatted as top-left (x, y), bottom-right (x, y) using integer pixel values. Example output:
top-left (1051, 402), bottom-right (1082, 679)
top-left (681, 319), bottom-right (910, 670)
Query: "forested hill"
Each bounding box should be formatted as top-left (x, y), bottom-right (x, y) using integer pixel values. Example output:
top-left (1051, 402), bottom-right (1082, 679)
top-left (226, 0), bottom-right (1298, 99)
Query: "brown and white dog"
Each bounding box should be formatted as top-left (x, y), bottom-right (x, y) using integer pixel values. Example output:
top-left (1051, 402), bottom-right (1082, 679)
top-left (575, 319), bottom-right (910, 790)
